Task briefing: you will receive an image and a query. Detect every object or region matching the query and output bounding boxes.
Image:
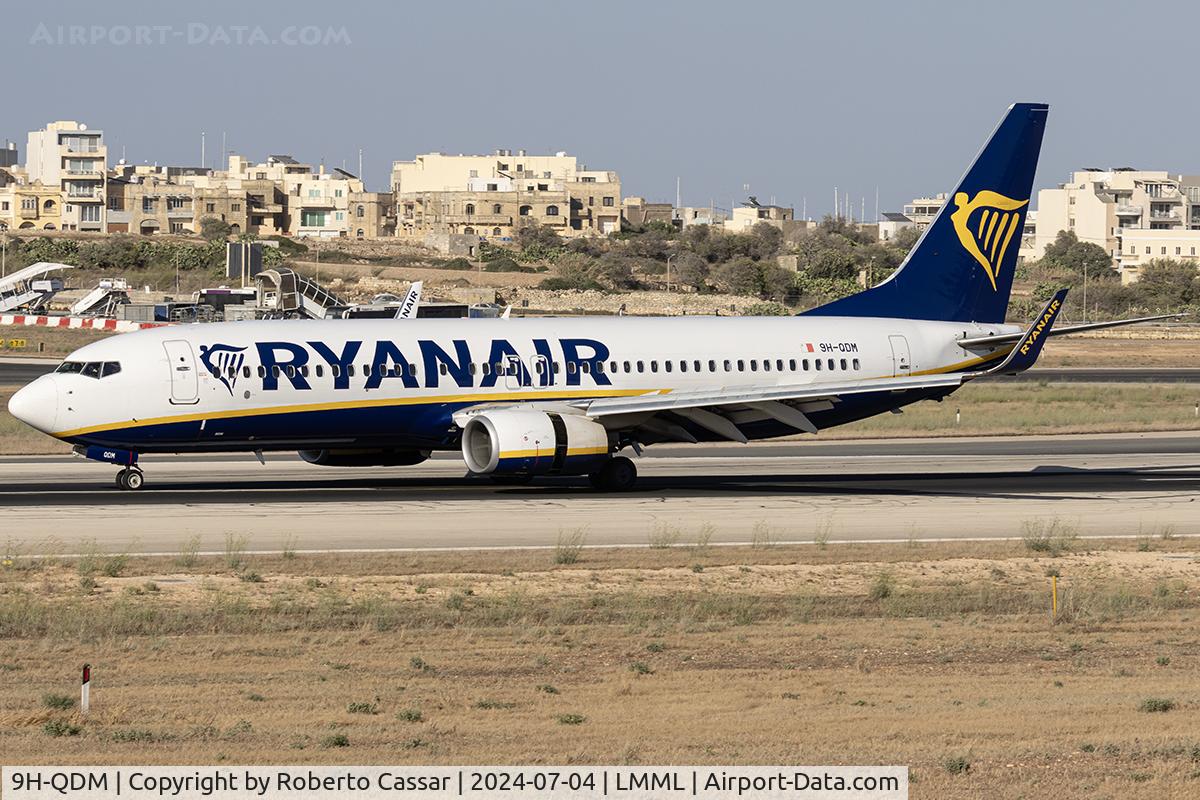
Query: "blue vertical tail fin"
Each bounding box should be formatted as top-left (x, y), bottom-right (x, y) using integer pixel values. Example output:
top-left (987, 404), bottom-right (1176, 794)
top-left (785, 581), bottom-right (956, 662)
top-left (805, 103), bottom-right (1048, 324)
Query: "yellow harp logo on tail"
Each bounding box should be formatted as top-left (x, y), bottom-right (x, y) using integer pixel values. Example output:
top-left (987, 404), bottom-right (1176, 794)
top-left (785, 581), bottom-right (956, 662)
top-left (950, 190), bottom-right (1029, 291)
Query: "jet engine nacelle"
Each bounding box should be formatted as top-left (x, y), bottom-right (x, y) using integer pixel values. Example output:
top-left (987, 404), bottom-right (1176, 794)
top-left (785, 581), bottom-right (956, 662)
top-left (460, 409), bottom-right (611, 476)
top-left (298, 448), bottom-right (431, 467)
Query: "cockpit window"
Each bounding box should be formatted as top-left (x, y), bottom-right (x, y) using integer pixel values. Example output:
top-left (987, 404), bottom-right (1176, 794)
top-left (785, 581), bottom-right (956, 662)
top-left (55, 360), bottom-right (121, 378)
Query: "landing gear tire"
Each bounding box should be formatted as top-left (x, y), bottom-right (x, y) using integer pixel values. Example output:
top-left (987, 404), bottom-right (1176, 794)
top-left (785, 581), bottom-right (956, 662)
top-left (116, 468), bottom-right (145, 491)
top-left (589, 456), bottom-right (637, 492)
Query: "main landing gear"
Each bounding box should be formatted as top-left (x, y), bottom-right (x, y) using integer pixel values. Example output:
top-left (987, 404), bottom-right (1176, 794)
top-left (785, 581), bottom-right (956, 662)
top-left (588, 456), bottom-right (637, 492)
top-left (115, 467), bottom-right (145, 491)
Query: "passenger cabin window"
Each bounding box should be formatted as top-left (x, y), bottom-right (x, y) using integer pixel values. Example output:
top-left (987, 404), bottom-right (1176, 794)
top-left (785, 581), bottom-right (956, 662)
top-left (664, 361), bottom-right (672, 373)
top-left (852, 358), bottom-right (860, 370)
top-left (789, 359), bottom-right (796, 371)
top-left (637, 361), bottom-right (645, 373)
top-left (840, 359), bottom-right (848, 370)
top-left (650, 361), bottom-right (658, 373)
top-left (708, 360), bottom-right (716, 372)
top-left (242, 366), bottom-right (251, 378)
top-left (815, 360), bottom-right (822, 370)
top-left (828, 358), bottom-right (835, 370)
top-left (737, 360), bottom-right (745, 371)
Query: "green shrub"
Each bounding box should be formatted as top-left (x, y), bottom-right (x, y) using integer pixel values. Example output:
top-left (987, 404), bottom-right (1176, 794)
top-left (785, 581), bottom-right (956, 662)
top-left (475, 699), bottom-right (517, 710)
top-left (43, 720), bottom-right (81, 737)
top-left (555, 528), bottom-right (587, 565)
top-left (943, 756), bottom-right (970, 775)
top-left (320, 734), bottom-right (350, 748)
top-left (42, 693), bottom-right (74, 710)
top-left (396, 709), bottom-right (423, 722)
top-left (557, 714), bottom-right (586, 725)
top-left (1139, 698), bottom-right (1175, 713)
top-left (868, 572), bottom-right (895, 601)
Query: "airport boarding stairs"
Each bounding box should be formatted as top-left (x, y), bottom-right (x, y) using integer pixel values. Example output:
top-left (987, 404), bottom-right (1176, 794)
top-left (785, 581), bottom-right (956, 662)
top-left (254, 268), bottom-right (346, 319)
top-left (0, 262), bottom-right (74, 314)
top-left (70, 278), bottom-right (131, 317)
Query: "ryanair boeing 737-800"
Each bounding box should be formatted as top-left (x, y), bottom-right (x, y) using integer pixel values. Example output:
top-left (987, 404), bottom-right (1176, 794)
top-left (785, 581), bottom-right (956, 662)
top-left (5, 104), bottom-right (1179, 490)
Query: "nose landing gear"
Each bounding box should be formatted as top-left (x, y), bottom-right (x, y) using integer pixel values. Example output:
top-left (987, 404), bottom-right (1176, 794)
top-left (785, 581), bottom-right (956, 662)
top-left (74, 446), bottom-right (145, 490)
top-left (115, 467), bottom-right (145, 491)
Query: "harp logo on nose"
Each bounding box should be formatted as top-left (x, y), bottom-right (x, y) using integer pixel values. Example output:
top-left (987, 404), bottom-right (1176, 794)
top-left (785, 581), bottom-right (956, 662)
top-left (950, 190), bottom-right (1029, 291)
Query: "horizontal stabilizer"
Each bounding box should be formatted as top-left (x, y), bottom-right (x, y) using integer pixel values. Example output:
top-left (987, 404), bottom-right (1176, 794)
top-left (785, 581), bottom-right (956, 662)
top-left (958, 312), bottom-right (1186, 348)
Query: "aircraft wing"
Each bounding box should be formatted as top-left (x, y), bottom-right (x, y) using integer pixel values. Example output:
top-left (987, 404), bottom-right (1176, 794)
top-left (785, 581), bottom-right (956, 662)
top-left (576, 291), bottom-right (1070, 441)
top-left (576, 373), bottom-right (966, 439)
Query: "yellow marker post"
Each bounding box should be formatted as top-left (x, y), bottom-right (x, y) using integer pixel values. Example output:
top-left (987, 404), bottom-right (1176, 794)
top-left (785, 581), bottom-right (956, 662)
top-left (1051, 575), bottom-right (1058, 618)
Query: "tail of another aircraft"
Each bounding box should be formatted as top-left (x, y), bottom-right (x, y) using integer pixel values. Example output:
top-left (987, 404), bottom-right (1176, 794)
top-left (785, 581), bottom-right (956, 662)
top-left (805, 103), bottom-right (1048, 324)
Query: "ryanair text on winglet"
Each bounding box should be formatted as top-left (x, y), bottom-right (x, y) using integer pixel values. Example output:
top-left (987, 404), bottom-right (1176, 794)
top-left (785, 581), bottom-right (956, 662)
top-left (1019, 297), bottom-right (1061, 356)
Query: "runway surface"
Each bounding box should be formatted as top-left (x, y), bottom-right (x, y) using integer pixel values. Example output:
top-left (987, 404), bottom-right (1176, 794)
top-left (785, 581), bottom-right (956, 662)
top-left (2, 433), bottom-right (1197, 553)
top-left (2, 358), bottom-right (1200, 385)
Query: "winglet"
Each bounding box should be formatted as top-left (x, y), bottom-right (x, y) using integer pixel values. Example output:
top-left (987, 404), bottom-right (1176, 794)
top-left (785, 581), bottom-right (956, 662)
top-left (968, 288), bottom-right (1068, 378)
top-left (395, 281), bottom-right (422, 320)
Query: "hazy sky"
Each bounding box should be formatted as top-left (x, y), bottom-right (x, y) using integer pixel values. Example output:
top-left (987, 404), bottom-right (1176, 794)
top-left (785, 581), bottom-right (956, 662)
top-left (6, 1), bottom-right (1199, 215)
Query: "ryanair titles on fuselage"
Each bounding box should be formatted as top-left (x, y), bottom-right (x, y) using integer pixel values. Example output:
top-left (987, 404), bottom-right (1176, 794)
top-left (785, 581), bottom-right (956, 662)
top-left (199, 337), bottom-right (613, 395)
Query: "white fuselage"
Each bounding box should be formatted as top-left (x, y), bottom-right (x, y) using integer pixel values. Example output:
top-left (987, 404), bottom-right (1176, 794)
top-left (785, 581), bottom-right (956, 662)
top-left (11, 315), bottom-right (1017, 452)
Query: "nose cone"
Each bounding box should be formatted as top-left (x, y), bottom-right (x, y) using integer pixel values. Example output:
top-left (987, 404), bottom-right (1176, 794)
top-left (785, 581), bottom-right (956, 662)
top-left (7, 375), bottom-right (59, 434)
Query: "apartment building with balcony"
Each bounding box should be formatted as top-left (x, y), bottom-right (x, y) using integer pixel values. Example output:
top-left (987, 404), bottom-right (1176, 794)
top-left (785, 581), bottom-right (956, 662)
top-left (1032, 169), bottom-right (1200, 262)
top-left (25, 121), bottom-right (106, 232)
top-left (391, 149), bottom-right (621, 240)
top-left (902, 193), bottom-right (948, 230)
top-left (0, 178), bottom-right (63, 232)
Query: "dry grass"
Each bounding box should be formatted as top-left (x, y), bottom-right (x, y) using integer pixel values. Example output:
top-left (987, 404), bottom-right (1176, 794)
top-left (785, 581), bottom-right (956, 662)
top-left (0, 325), bottom-right (116, 359)
top-left (2, 540), bottom-right (1200, 798)
top-left (833, 382), bottom-right (1200, 439)
top-left (1037, 329), bottom-right (1200, 368)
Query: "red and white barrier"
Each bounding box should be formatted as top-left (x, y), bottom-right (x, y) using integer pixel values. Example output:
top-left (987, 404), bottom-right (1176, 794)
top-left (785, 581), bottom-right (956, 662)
top-left (0, 313), bottom-right (167, 332)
